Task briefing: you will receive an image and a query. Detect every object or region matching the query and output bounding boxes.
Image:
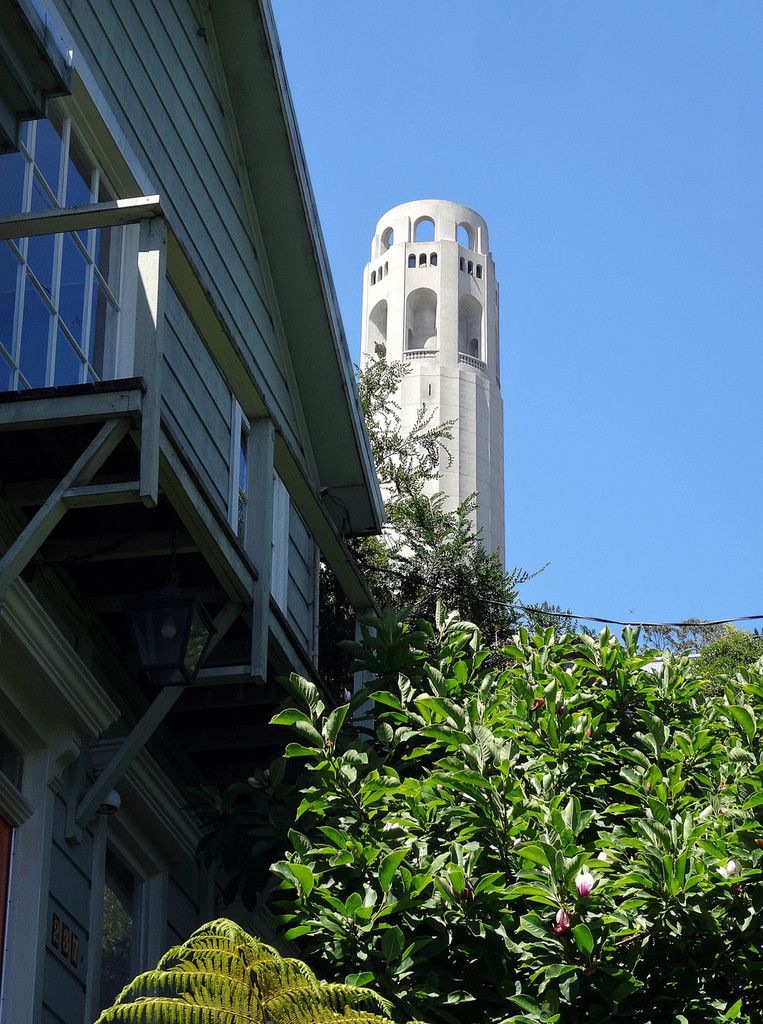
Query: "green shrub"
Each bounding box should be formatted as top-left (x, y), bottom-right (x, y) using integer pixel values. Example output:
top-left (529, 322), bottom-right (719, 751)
top-left (268, 606), bottom-right (763, 1024)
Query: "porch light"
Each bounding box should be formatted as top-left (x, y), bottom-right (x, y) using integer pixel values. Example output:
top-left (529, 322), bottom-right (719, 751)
top-left (126, 586), bottom-right (215, 685)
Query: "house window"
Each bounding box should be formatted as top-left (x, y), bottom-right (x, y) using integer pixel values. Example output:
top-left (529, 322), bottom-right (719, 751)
top-left (99, 846), bottom-right (142, 1011)
top-left (0, 112), bottom-right (122, 391)
top-left (229, 400), bottom-right (250, 543)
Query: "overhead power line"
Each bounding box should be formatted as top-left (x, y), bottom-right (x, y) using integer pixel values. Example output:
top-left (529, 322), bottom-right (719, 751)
top-left (501, 604), bottom-right (763, 629)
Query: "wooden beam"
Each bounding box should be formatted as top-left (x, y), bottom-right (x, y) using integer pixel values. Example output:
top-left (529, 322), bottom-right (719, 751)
top-left (194, 664), bottom-right (256, 686)
top-left (74, 602), bottom-right (240, 827)
top-left (2, 472), bottom-right (142, 507)
top-left (134, 217), bottom-right (167, 506)
top-left (0, 418), bottom-right (130, 599)
top-left (0, 383), bottom-right (143, 430)
top-left (40, 528), bottom-right (197, 565)
top-left (0, 196), bottom-right (162, 241)
top-left (75, 685), bottom-right (185, 827)
top-left (63, 481), bottom-right (142, 508)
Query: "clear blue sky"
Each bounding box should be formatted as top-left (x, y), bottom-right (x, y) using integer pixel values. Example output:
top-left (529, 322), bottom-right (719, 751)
top-left (271, 1), bottom-right (763, 627)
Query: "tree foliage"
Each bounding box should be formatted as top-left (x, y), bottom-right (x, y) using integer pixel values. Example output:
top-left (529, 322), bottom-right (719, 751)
top-left (693, 628), bottom-right (763, 681)
top-left (94, 917), bottom-right (421, 1024)
top-left (267, 606), bottom-right (763, 1024)
top-left (352, 357), bottom-right (526, 645)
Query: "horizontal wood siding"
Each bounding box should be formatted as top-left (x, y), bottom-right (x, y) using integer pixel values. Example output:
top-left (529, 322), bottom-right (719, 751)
top-left (162, 285), bottom-right (232, 516)
top-left (42, 793), bottom-right (92, 1024)
top-left (288, 503), bottom-right (316, 657)
top-left (166, 862), bottom-right (201, 947)
top-left (57, 0), bottom-right (304, 457)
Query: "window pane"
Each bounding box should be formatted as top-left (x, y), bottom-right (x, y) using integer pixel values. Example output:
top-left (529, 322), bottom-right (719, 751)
top-left (33, 118), bottom-right (63, 200)
top-left (59, 234), bottom-right (88, 345)
top-left (29, 171), bottom-right (56, 213)
top-left (54, 325), bottom-right (83, 387)
top-left (0, 151), bottom-right (28, 216)
top-left (93, 226), bottom-right (120, 289)
top-left (66, 132), bottom-right (93, 208)
top-left (18, 277), bottom-right (51, 387)
top-left (26, 233), bottom-right (55, 301)
top-left (0, 244), bottom-right (20, 355)
top-left (86, 277), bottom-right (115, 378)
top-left (100, 851), bottom-right (138, 1011)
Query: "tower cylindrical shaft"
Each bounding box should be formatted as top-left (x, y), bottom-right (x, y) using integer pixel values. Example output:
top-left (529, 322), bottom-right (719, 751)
top-left (360, 199), bottom-right (505, 563)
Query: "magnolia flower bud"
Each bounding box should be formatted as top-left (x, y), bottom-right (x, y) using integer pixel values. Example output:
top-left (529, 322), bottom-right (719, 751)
top-left (717, 859), bottom-right (740, 879)
top-left (575, 868), bottom-right (595, 897)
top-left (596, 851), bottom-right (609, 862)
top-left (553, 907), bottom-right (571, 935)
top-left (341, 688), bottom-right (352, 704)
top-left (756, 838), bottom-right (763, 850)
top-left (531, 697), bottom-right (545, 713)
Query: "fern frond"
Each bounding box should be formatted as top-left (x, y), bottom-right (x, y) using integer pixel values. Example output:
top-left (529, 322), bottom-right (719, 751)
top-left (95, 997), bottom-right (261, 1024)
top-left (95, 919), bottom-right (407, 1024)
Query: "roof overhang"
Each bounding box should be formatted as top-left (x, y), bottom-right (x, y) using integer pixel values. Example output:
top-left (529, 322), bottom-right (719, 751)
top-left (0, 0), bottom-right (71, 152)
top-left (209, 0), bottom-right (384, 538)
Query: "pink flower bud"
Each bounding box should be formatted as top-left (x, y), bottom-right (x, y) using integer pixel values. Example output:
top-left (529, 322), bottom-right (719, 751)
top-left (553, 907), bottom-right (571, 935)
top-left (717, 859), bottom-right (740, 879)
top-left (575, 868), bottom-right (595, 897)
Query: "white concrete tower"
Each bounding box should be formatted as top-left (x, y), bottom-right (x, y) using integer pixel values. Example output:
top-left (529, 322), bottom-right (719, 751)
top-left (360, 200), bottom-right (505, 562)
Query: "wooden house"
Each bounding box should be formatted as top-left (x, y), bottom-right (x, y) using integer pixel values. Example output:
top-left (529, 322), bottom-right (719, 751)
top-left (0, 1), bottom-right (382, 1019)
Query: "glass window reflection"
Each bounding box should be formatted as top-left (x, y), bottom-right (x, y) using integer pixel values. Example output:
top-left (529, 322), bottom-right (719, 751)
top-left (18, 281), bottom-right (51, 388)
top-left (0, 110), bottom-right (121, 391)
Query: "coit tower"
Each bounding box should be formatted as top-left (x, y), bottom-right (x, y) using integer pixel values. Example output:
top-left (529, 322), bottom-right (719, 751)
top-left (360, 200), bottom-right (505, 562)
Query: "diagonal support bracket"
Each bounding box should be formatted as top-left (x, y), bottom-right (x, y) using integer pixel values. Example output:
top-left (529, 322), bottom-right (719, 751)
top-left (69, 601), bottom-right (242, 836)
top-left (0, 417), bottom-right (130, 600)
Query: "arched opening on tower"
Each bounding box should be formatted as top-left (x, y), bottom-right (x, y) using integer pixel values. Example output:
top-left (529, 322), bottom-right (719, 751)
top-left (381, 227), bottom-right (394, 251)
top-left (406, 288), bottom-right (437, 351)
top-left (457, 222), bottom-right (473, 250)
top-left (414, 217), bottom-right (435, 243)
top-left (458, 294), bottom-right (482, 360)
top-left (367, 299), bottom-right (388, 357)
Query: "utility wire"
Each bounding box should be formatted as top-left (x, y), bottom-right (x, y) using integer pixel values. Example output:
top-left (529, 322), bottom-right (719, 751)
top-left (491, 602), bottom-right (763, 629)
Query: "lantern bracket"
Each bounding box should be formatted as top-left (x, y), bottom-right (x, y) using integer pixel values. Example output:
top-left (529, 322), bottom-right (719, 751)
top-left (67, 601), bottom-right (241, 838)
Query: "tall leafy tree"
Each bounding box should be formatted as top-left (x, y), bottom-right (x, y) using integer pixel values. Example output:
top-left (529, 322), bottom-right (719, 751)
top-left (268, 608), bottom-right (763, 1024)
top-left (352, 357), bottom-right (525, 645)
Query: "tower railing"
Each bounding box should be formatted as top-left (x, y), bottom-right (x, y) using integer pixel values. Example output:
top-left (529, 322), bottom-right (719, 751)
top-left (458, 353), bottom-right (487, 372)
top-left (403, 348), bottom-right (438, 360)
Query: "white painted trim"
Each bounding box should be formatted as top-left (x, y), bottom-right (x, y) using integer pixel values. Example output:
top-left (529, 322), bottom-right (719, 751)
top-left (0, 748), bottom-right (56, 1024)
top-left (90, 739), bottom-right (200, 862)
top-left (271, 473), bottom-right (289, 614)
top-left (0, 580), bottom-right (119, 737)
top-left (0, 773), bottom-right (33, 828)
top-left (0, 196), bottom-right (162, 242)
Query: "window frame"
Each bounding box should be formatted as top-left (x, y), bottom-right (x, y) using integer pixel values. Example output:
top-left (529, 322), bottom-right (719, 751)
top-left (85, 814), bottom-right (165, 1023)
top-left (0, 103), bottom-right (135, 392)
top-left (228, 398), bottom-right (250, 544)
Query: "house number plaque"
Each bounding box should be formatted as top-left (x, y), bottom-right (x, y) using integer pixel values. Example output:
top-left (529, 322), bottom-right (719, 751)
top-left (50, 911), bottom-right (82, 971)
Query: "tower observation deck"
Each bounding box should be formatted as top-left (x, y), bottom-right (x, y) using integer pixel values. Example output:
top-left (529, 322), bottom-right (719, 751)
top-left (360, 199), bottom-right (505, 562)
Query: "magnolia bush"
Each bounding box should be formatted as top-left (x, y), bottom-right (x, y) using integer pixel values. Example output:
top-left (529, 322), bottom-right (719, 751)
top-left (267, 607), bottom-right (763, 1024)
